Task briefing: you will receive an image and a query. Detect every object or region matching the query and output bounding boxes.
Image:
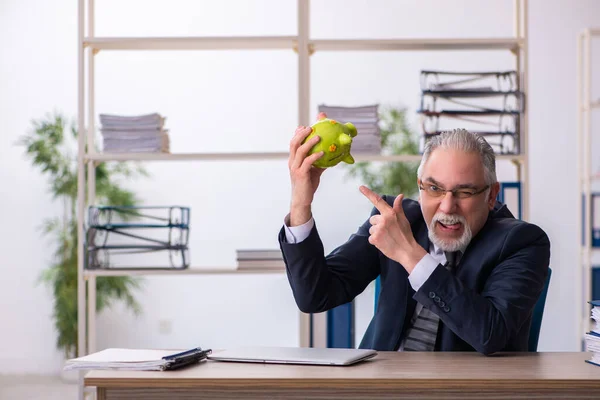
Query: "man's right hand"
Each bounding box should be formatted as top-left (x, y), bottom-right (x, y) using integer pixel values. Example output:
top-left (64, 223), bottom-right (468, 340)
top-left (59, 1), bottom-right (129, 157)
top-left (288, 113), bottom-right (327, 226)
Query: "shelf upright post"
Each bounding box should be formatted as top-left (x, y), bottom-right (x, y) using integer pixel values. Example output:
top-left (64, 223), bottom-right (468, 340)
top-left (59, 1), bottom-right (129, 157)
top-left (515, 0), bottom-right (530, 222)
top-left (77, 0), bottom-right (86, 362)
top-left (298, 0), bottom-right (310, 126)
top-left (576, 29), bottom-right (586, 351)
top-left (76, 0), bottom-right (87, 399)
top-left (522, 0), bottom-right (529, 222)
top-left (512, 0), bottom-right (523, 201)
top-left (86, 0), bottom-right (98, 356)
top-left (583, 29), bottom-right (593, 338)
top-left (297, 0), bottom-right (311, 348)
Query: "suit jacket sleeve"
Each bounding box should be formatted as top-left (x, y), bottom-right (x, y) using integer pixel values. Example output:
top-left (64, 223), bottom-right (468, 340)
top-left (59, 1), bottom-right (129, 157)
top-left (278, 204), bottom-right (384, 314)
top-left (413, 222), bottom-right (551, 355)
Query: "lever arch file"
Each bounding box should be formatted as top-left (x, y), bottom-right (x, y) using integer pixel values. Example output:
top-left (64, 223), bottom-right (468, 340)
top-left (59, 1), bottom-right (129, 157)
top-left (85, 205), bottom-right (190, 270)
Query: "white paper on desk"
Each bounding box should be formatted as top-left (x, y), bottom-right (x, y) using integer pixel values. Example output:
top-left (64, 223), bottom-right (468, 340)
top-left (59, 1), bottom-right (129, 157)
top-left (64, 348), bottom-right (184, 371)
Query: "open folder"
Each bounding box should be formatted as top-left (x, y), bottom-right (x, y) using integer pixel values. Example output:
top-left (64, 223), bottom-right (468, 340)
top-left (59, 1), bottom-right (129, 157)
top-left (64, 347), bottom-right (211, 371)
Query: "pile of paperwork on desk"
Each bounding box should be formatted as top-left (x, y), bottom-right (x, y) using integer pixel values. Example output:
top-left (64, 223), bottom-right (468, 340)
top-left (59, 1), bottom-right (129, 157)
top-left (64, 347), bottom-right (210, 371)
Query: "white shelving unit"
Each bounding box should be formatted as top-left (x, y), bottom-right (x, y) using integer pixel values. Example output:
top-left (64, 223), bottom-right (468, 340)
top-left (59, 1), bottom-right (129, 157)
top-left (76, 0), bottom-right (529, 397)
top-left (577, 28), bottom-right (600, 347)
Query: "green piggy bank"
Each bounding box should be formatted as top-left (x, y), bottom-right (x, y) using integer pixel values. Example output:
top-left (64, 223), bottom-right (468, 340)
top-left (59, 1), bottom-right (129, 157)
top-left (303, 118), bottom-right (358, 169)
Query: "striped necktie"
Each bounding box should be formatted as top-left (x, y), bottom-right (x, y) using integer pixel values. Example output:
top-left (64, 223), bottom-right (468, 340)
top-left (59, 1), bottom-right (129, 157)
top-left (403, 251), bottom-right (459, 351)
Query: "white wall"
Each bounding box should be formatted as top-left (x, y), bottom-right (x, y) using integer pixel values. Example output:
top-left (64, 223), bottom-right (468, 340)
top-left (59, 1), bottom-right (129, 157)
top-left (1, 0), bottom-right (598, 375)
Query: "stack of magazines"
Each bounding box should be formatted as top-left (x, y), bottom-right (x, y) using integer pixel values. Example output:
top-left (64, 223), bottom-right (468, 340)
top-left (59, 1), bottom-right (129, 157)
top-left (99, 113), bottom-right (170, 153)
top-left (585, 300), bottom-right (600, 366)
top-left (417, 70), bottom-right (524, 155)
top-left (236, 249), bottom-right (284, 270)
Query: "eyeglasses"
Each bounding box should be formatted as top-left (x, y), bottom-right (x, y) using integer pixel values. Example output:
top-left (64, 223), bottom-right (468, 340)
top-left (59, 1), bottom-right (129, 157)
top-left (419, 181), bottom-right (490, 199)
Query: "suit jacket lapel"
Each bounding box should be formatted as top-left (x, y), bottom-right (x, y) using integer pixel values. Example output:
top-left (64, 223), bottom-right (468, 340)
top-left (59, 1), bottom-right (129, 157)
top-left (415, 220), bottom-right (431, 253)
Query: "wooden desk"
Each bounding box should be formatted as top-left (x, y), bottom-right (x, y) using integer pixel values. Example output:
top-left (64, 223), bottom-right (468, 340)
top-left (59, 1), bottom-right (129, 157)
top-left (85, 352), bottom-right (600, 399)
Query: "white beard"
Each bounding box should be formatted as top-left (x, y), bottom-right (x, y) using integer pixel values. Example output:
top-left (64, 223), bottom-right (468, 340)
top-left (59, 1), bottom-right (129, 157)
top-left (427, 212), bottom-right (472, 252)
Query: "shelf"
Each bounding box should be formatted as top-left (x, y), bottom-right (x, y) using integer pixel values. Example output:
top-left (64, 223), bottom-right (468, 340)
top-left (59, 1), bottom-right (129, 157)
top-left (84, 36), bottom-right (297, 51)
top-left (83, 37), bottom-right (523, 52)
top-left (88, 151), bottom-right (291, 162)
top-left (311, 38), bottom-right (523, 52)
top-left (422, 90), bottom-right (522, 98)
top-left (89, 223), bottom-right (189, 229)
top-left (87, 152), bottom-right (524, 163)
top-left (84, 268), bottom-right (285, 277)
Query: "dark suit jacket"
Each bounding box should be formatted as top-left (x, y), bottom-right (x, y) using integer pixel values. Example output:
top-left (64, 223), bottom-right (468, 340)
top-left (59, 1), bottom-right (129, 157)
top-left (278, 197), bottom-right (551, 355)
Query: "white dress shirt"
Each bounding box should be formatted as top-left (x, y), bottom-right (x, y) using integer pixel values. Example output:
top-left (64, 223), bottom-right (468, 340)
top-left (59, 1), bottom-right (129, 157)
top-left (283, 215), bottom-right (448, 351)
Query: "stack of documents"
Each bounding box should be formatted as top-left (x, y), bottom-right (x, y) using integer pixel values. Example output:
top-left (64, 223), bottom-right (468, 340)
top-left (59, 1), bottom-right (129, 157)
top-left (585, 300), bottom-right (600, 366)
top-left (236, 249), bottom-right (284, 270)
top-left (99, 113), bottom-right (170, 153)
top-left (317, 104), bottom-right (381, 154)
top-left (64, 347), bottom-right (211, 371)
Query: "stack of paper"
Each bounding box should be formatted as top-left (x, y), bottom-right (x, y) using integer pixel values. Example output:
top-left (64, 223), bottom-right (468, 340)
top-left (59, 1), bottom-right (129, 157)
top-left (236, 249), bottom-right (284, 270)
top-left (64, 347), bottom-right (211, 371)
top-left (317, 104), bottom-right (381, 154)
top-left (64, 348), bottom-right (180, 371)
top-left (99, 113), bottom-right (170, 153)
top-left (585, 300), bottom-right (600, 366)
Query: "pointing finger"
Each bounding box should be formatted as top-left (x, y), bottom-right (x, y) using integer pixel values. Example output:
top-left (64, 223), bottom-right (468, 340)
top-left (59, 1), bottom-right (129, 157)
top-left (359, 185), bottom-right (392, 214)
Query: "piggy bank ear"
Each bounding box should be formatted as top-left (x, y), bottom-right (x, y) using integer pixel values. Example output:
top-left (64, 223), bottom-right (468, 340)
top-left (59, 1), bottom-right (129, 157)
top-left (338, 133), bottom-right (352, 146)
top-left (344, 122), bottom-right (358, 138)
top-left (317, 112), bottom-right (327, 121)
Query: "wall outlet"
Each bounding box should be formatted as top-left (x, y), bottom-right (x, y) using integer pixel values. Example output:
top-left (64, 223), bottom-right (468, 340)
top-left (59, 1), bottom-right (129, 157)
top-left (158, 319), bottom-right (172, 335)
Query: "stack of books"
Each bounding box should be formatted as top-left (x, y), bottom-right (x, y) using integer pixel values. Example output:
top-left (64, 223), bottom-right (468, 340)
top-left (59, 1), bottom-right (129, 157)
top-left (99, 113), bottom-right (170, 153)
top-left (417, 70), bottom-right (524, 155)
top-left (585, 300), bottom-right (600, 366)
top-left (236, 249), bottom-right (284, 270)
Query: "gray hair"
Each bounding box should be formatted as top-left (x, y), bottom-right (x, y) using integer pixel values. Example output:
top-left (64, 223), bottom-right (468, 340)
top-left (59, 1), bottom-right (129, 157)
top-left (417, 129), bottom-right (497, 185)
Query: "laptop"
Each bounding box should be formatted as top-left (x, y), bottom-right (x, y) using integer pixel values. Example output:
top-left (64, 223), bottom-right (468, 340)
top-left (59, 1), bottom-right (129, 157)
top-left (207, 346), bottom-right (377, 366)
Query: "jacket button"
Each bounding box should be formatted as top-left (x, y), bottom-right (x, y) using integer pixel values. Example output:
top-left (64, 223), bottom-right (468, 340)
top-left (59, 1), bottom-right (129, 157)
top-left (429, 292), bottom-right (436, 299)
top-left (443, 306), bottom-right (450, 312)
top-left (439, 301), bottom-right (445, 307)
top-left (434, 296), bottom-right (441, 303)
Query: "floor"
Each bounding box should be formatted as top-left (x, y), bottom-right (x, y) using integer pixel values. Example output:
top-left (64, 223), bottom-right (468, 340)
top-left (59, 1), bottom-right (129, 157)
top-left (0, 375), bottom-right (79, 400)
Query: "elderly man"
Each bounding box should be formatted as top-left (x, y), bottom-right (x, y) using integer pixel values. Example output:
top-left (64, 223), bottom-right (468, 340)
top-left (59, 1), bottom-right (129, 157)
top-left (279, 117), bottom-right (550, 355)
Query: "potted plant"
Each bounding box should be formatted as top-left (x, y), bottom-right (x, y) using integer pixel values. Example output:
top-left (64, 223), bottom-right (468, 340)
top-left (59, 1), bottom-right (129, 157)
top-left (345, 105), bottom-right (421, 198)
top-left (18, 112), bottom-right (146, 370)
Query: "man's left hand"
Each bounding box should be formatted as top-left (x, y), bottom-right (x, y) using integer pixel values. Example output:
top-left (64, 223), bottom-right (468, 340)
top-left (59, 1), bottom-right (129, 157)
top-left (359, 185), bottom-right (427, 273)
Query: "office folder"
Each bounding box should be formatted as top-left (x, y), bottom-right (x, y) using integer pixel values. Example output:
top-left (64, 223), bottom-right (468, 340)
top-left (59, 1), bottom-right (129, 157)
top-left (417, 70), bottom-right (524, 155)
top-left (86, 205), bottom-right (190, 270)
top-left (585, 301), bottom-right (600, 367)
top-left (64, 347), bottom-right (211, 371)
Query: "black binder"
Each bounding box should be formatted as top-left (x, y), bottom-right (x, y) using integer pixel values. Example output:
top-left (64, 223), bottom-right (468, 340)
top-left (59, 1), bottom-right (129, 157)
top-left (162, 347), bottom-right (212, 370)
